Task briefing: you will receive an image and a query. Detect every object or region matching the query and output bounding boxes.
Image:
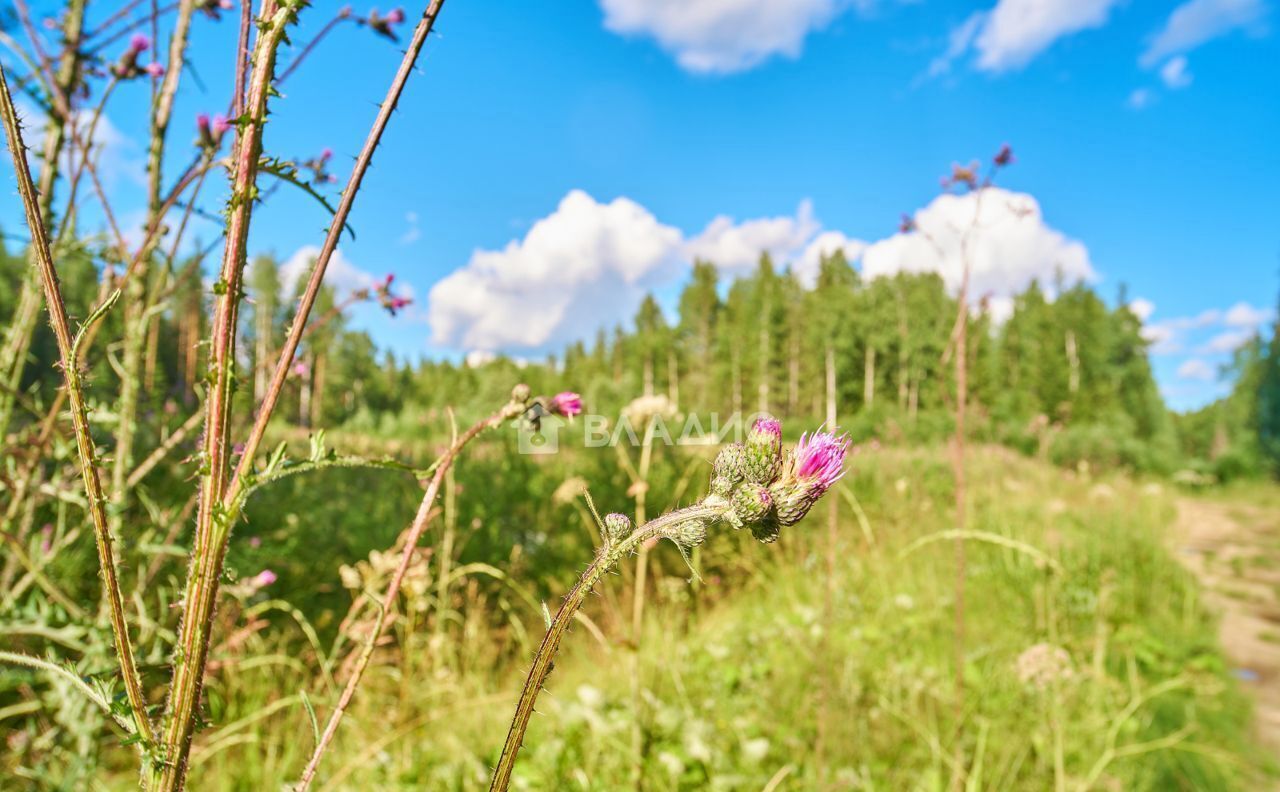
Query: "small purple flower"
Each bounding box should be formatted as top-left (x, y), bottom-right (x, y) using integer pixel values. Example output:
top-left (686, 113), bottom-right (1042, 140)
top-left (248, 536), bottom-right (262, 548)
top-left (144, 62), bottom-right (165, 78)
top-left (899, 213), bottom-right (915, 234)
top-left (250, 569), bottom-right (277, 588)
top-left (211, 114), bottom-right (231, 134)
top-left (321, 147), bottom-right (333, 161)
top-left (293, 361), bottom-right (309, 377)
top-left (549, 391), bottom-right (582, 418)
top-left (386, 8), bottom-right (405, 24)
top-left (130, 34), bottom-right (150, 53)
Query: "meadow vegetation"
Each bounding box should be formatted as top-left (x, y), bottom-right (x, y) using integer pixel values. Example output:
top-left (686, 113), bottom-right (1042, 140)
top-left (1, 1), bottom-right (1279, 790)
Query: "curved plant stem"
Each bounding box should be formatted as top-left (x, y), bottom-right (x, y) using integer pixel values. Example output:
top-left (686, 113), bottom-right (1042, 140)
top-left (0, 64), bottom-right (156, 749)
top-left (489, 504), bottom-right (724, 792)
top-left (0, 651), bottom-right (138, 735)
top-left (294, 396), bottom-right (525, 790)
top-left (227, 0), bottom-right (448, 507)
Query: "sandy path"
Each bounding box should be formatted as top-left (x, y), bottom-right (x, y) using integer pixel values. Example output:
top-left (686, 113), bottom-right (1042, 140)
top-left (1173, 497), bottom-right (1280, 762)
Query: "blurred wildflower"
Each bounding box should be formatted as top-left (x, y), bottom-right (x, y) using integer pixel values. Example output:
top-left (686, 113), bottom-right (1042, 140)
top-left (1014, 642), bottom-right (1073, 688)
top-left (366, 7), bottom-right (407, 41)
top-left (110, 35), bottom-right (157, 80)
top-left (247, 569), bottom-right (278, 590)
top-left (302, 147), bottom-right (338, 185)
top-left (549, 391), bottom-right (582, 418)
top-left (196, 113), bottom-right (231, 150)
top-left (620, 393), bottom-right (678, 426)
top-left (196, 0), bottom-right (236, 19)
top-left (994, 143), bottom-right (1014, 167)
top-left (899, 213), bottom-right (916, 234)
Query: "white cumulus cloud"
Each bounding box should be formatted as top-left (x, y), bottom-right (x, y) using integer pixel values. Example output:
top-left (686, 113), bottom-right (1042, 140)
top-left (970, 0), bottom-right (1123, 72)
top-left (1176, 358), bottom-right (1216, 381)
top-left (1129, 298), bottom-right (1156, 322)
top-left (428, 190), bottom-right (684, 352)
top-left (598, 0), bottom-right (861, 74)
top-left (1160, 55), bottom-right (1193, 88)
top-left (861, 188), bottom-right (1094, 300)
top-left (1224, 301), bottom-right (1273, 328)
top-left (1141, 0), bottom-right (1268, 66)
top-left (280, 246), bottom-right (405, 299)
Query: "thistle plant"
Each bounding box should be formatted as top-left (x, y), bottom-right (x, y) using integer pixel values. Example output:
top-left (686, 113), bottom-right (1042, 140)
top-left (0, 1), bottom-right (458, 788)
top-left (488, 415), bottom-right (849, 791)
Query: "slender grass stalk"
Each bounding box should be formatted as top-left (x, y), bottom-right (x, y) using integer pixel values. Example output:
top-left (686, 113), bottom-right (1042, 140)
top-left (295, 394), bottom-right (528, 791)
top-left (0, 62), bottom-right (156, 750)
top-left (489, 504), bottom-right (726, 792)
top-left (154, 4), bottom-right (302, 786)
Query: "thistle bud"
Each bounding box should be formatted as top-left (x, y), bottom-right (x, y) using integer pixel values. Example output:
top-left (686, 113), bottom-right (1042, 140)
top-left (769, 431), bottom-right (849, 526)
top-left (744, 416), bottom-right (782, 484)
top-left (669, 518), bottom-right (707, 550)
top-left (604, 513), bottom-right (632, 543)
top-left (731, 482), bottom-right (773, 525)
top-left (710, 475), bottom-right (733, 498)
top-left (510, 383), bottom-right (531, 404)
top-left (713, 442), bottom-right (746, 485)
top-left (749, 517), bottom-right (781, 544)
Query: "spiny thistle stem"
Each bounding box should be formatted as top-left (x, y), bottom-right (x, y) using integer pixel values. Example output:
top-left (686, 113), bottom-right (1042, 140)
top-left (154, 4), bottom-right (301, 787)
top-left (0, 62), bottom-right (157, 751)
top-left (226, 0), bottom-right (448, 506)
top-left (488, 504), bottom-right (726, 792)
top-left (295, 393), bottom-right (525, 791)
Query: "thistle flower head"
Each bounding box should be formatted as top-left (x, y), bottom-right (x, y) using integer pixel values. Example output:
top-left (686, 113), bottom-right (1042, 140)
top-left (211, 114), bottom-right (231, 134)
top-left (249, 569), bottom-right (278, 588)
top-left (549, 391), bottom-right (582, 418)
top-left (768, 430), bottom-right (849, 526)
top-left (144, 62), bottom-right (165, 78)
top-left (130, 34), bottom-right (150, 53)
top-left (744, 414), bottom-right (783, 483)
top-left (386, 7), bottom-right (406, 23)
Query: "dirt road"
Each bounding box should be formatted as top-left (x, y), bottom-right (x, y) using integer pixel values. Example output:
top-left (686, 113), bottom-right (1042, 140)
top-left (1173, 497), bottom-right (1280, 762)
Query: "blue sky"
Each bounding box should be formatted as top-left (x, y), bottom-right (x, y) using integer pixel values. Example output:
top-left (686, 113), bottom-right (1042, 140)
top-left (5, 0), bottom-right (1279, 410)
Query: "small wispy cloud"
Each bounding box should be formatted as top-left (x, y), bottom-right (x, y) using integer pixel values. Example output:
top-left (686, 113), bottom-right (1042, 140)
top-left (399, 211), bottom-right (421, 245)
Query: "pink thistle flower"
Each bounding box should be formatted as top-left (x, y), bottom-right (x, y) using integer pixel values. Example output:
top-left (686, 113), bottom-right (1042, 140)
top-left (386, 7), bottom-right (406, 23)
top-left (549, 391), bottom-right (582, 418)
top-left (250, 569), bottom-right (278, 588)
top-left (293, 362), bottom-right (309, 377)
top-left (744, 415), bottom-right (783, 483)
top-left (211, 114), bottom-right (231, 134)
top-left (994, 143), bottom-right (1014, 167)
top-left (144, 62), bottom-right (165, 78)
top-left (768, 430), bottom-right (849, 526)
top-left (321, 147), bottom-right (333, 161)
top-left (196, 113), bottom-right (210, 133)
top-left (793, 430), bottom-right (850, 493)
top-left (130, 33), bottom-right (150, 53)
top-left (248, 536), bottom-right (262, 548)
